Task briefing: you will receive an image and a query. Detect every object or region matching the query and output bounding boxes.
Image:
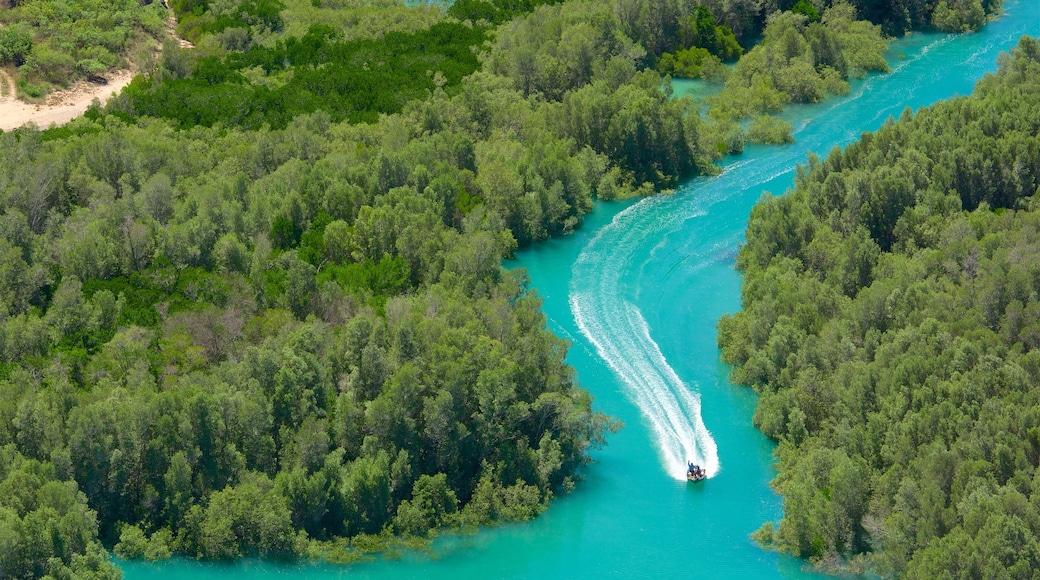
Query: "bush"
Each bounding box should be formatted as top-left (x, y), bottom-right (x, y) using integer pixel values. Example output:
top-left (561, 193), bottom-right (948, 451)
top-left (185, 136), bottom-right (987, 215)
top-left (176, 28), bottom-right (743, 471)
top-left (791, 0), bottom-right (821, 23)
top-left (746, 114), bottom-right (794, 144)
top-left (931, 0), bottom-right (987, 32)
top-left (114, 525), bottom-right (149, 559)
top-left (658, 46), bottom-right (719, 78)
top-left (0, 23), bottom-right (33, 66)
top-left (16, 77), bottom-right (48, 99)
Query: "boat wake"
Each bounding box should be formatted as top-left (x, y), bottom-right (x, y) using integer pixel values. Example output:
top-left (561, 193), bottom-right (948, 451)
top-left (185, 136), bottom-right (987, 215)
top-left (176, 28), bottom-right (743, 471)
top-left (571, 200), bottom-right (719, 481)
top-left (561, 5), bottom-right (1039, 483)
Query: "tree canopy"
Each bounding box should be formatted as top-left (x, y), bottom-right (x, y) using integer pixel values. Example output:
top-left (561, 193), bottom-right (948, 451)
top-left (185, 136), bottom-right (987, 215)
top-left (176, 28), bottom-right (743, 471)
top-left (719, 36), bottom-right (1040, 576)
top-left (0, 102), bottom-right (621, 573)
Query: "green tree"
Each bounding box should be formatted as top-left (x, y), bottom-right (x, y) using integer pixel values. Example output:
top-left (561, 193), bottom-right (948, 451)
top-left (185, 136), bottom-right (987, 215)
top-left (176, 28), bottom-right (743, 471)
top-left (721, 37), bottom-right (1040, 573)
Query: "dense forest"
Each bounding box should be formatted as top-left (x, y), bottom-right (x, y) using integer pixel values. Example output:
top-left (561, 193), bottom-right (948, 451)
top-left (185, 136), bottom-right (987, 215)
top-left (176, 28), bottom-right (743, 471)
top-left (719, 36), bottom-right (1040, 577)
top-left (0, 94), bottom-right (631, 576)
top-left (0, 0), bottom-right (1014, 576)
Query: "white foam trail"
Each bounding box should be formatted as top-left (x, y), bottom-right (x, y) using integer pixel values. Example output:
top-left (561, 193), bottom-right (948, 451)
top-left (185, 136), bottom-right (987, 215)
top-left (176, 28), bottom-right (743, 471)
top-left (571, 200), bottom-right (719, 481)
top-left (563, 7), bottom-right (1037, 481)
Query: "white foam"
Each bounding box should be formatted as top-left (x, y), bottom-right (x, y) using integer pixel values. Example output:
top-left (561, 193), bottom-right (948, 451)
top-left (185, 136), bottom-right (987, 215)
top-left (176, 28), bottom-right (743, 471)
top-left (570, 198), bottom-right (720, 481)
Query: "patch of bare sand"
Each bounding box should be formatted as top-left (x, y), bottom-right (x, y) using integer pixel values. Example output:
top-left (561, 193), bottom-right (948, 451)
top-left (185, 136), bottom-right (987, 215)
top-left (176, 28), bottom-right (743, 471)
top-left (0, 70), bottom-right (135, 132)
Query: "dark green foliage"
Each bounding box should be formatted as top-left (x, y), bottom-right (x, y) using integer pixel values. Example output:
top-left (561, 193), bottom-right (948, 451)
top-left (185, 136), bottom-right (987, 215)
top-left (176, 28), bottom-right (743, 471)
top-left (719, 37), bottom-right (1040, 575)
top-left (448, 0), bottom-right (564, 25)
top-left (78, 266), bottom-right (232, 333)
top-left (0, 23), bottom-right (34, 66)
top-left (553, 71), bottom-right (716, 188)
top-left (859, 0), bottom-right (999, 36)
top-left (271, 214), bottom-right (302, 250)
top-left (485, 1), bottom-right (739, 97)
top-left (790, 0), bottom-right (820, 24)
top-left (609, 0), bottom-right (744, 56)
top-left (117, 21), bottom-right (485, 129)
top-left (678, 6), bottom-right (742, 60)
top-left (170, 0), bottom-right (285, 43)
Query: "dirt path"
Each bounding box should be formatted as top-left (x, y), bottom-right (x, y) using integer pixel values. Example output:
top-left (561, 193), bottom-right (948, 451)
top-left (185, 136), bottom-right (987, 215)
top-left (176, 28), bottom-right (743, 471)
top-left (0, 70), bottom-right (135, 132)
top-left (163, 0), bottom-right (195, 48)
top-left (0, 0), bottom-right (193, 133)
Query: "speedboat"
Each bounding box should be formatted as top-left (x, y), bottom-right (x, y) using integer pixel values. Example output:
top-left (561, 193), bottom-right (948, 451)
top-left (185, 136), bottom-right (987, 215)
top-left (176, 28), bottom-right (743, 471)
top-left (686, 465), bottom-right (706, 482)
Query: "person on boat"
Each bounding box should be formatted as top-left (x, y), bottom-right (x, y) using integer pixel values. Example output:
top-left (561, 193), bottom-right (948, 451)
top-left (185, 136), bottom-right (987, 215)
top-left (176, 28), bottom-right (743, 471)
top-left (688, 461), bottom-right (695, 477)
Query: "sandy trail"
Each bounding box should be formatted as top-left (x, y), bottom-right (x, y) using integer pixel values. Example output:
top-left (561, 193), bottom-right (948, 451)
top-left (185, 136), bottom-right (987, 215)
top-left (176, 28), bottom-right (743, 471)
top-left (163, 0), bottom-right (195, 48)
top-left (0, 70), bottom-right (136, 132)
top-left (0, 0), bottom-right (194, 133)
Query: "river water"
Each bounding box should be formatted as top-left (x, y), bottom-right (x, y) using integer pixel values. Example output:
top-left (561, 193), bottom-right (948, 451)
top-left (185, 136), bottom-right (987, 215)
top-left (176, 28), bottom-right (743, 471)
top-left (120, 4), bottom-right (1040, 578)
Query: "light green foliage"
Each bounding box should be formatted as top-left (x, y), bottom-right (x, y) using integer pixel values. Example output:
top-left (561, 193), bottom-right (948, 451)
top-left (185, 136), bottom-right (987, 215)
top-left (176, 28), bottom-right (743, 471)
top-left (657, 47), bottom-right (723, 79)
top-left (701, 117), bottom-right (746, 157)
top-left (820, 2), bottom-right (889, 78)
top-left (279, 0), bottom-right (445, 41)
top-left (0, 23), bottom-right (34, 66)
top-left (483, 0), bottom-right (646, 100)
top-left (0, 0), bottom-right (164, 95)
top-left (746, 114), bottom-right (794, 144)
top-left (180, 473), bottom-right (304, 559)
top-left (169, 0), bottom-right (448, 61)
top-left (393, 473), bottom-right (458, 535)
top-left (932, 0), bottom-right (987, 33)
top-left (719, 37), bottom-right (1040, 574)
top-left (114, 525), bottom-right (150, 560)
top-left (169, 0), bottom-right (285, 45)
top-left (707, 3), bottom-right (887, 120)
top-left (0, 447), bottom-right (118, 579)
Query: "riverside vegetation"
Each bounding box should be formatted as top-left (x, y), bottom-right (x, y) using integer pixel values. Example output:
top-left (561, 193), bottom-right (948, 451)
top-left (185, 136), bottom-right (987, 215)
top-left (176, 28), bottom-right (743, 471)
top-left (719, 37), bottom-right (1040, 577)
top-left (0, 0), bottom-right (1008, 577)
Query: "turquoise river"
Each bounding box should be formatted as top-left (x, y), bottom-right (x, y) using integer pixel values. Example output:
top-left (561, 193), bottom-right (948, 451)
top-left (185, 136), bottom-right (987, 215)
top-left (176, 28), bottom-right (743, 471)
top-left (121, 4), bottom-right (1040, 578)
